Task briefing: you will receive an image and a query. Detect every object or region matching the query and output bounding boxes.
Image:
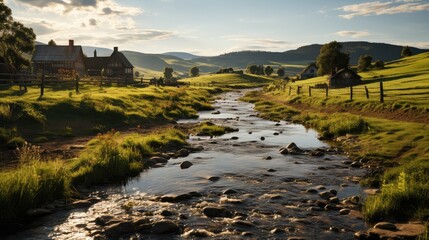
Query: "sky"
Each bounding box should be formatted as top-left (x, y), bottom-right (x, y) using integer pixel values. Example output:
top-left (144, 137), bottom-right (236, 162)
top-left (4, 0), bottom-right (429, 56)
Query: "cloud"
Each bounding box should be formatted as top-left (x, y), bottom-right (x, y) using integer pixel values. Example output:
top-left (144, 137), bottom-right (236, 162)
top-left (12, 0), bottom-right (142, 15)
top-left (334, 30), bottom-right (370, 38)
top-left (224, 35), bottom-right (300, 52)
top-left (339, 1), bottom-right (429, 19)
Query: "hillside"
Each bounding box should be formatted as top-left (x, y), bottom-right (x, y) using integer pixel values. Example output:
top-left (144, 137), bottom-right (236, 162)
top-left (38, 41), bottom-right (428, 77)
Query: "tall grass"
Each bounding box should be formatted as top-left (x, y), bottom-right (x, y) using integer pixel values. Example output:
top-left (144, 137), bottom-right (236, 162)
top-left (0, 143), bottom-right (71, 222)
top-left (192, 121), bottom-right (238, 136)
top-left (364, 171), bottom-right (429, 223)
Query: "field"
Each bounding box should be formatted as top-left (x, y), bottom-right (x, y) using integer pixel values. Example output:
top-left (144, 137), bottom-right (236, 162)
top-left (243, 52), bottom-right (429, 223)
top-left (182, 73), bottom-right (275, 88)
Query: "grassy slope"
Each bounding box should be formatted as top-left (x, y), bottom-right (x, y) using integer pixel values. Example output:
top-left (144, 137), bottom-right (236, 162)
top-left (243, 53), bottom-right (429, 223)
top-left (182, 73), bottom-right (275, 88)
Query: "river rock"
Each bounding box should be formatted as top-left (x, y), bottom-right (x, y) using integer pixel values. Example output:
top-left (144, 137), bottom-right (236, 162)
top-left (95, 215), bottom-right (117, 226)
top-left (139, 220), bottom-right (181, 234)
top-left (180, 161), bottom-right (193, 169)
top-left (104, 221), bottom-right (135, 238)
top-left (211, 111), bottom-right (221, 115)
top-left (267, 168), bottom-right (276, 172)
top-left (183, 229), bottom-right (215, 238)
top-left (151, 156), bottom-right (168, 164)
top-left (319, 191), bottom-right (335, 199)
top-left (264, 156), bottom-right (272, 160)
top-left (260, 137), bottom-right (265, 141)
top-left (329, 197), bottom-right (340, 204)
top-left (176, 148), bottom-right (190, 158)
top-left (310, 150), bottom-right (325, 157)
top-left (208, 176), bottom-right (220, 181)
top-left (339, 209), bottom-right (351, 215)
top-left (25, 208), bottom-right (52, 217)
top-left (230, 220), bottom-right (255, 228)
top-left (223, 189), bottom-right (238, 195)
top-left (70, 197), bottom-right (100, 208)
top-left (160, 210), bottom-right (174, 217)
top-left (271, 228), bottom-right (286, 234)
top-left (350, 161), bottom-right (363, 168)
top-left (366, 223), bottom-right (426, 239)
top-left (279, 148), bottom-right (289, 155)
top-left (160, 193), bottom-right (192, 203)
top-left (202, 207), bottom-right (233, 218)
top-left (329, 189), bottom-right (338, 196)
top-left (230, 136), bottom-right (239, 140)
top-left (374, 222), bottom-right (397, 230)
top-left (284, 142), bottom-right (303, 154)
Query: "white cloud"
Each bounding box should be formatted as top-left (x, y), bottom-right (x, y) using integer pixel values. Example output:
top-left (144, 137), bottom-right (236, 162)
top-left (334, 30), bottom-right (370, 38)
top-left (224, 35), bottom-right (300, 52)
top-left (339, 1), bottom-right (429, 19)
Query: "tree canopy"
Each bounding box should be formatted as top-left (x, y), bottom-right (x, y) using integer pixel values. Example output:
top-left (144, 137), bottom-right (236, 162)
top-left (190, 66), bottom-right (199, 77)
top-left (164, 67), bottom-right (174, 80)
top-left (277, 67), bottom-right (285, 77)
top-left (48, 39), bottom-right (57, 46)
top-left (374, 60), bottom-right (385, 69)
top-left (264, 66), bottom-right (273, 76)
top-left (401, 46), bottom-right (412, 58)
top-left (0, 1), bottom-right (36, 71)
top-left (316, 41), bottom-right (350, 76)
top-left (357, 54), bottom-right (373, 72)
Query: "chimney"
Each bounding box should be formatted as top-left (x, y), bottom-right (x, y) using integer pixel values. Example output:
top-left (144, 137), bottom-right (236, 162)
top-left (94, 49), bottom-right (97, 58)
top-left (114, 47), bottom-right (118, 52)
top-left (69, 40), bottom-right (74, 51)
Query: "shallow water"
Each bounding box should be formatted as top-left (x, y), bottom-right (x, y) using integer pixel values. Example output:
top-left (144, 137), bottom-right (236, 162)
top-left (8, 89), bottom-right (367, 239)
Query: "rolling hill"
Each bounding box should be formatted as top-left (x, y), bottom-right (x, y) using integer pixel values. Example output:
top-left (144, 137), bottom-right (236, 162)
top-left (39, 41), bottom-right (429, 77)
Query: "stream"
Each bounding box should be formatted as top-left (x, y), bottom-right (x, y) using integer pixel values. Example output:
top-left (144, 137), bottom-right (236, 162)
top-left (9, 89), bottom-right (367, 239)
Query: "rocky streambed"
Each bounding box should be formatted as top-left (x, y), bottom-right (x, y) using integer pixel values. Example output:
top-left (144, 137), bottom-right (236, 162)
top-left (8, 90), bottom-right (382, 239)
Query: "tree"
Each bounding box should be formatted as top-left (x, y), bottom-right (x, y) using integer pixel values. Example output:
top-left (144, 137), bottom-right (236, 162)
top-left (401, 46), bottom-right (412, 57)
top-left (135, 71), bottom-right (140, 77)
top-left (48, 39), bottom-right (56, 46)
top-left (164, 67), bottom-right (174, 80)
top-left (0, 1), bottom-right (36, 71)
top-left (264, 65), bottom-right (273, 76)
top-left (246, 65), bottom-right (257, 74)
top-left (316, 41), bottom-right (350, 76)
top-left (357, 54), bottom-right (373, 72)
top-left (374, 60), bottom-right (385, 69)
top-left (190, 66), bottom-right (199, 77)
top-left (277, 67), bottom-right (285, 77)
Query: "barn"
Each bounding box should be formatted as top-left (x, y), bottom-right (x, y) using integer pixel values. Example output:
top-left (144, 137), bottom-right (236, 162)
top-left (329, 68), bottom-right (362, 88)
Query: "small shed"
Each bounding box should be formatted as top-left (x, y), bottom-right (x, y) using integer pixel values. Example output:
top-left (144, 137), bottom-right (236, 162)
top-left (298, 63), bottom-right (317, 80)
top-left (329, 68), bottom-right (362, 88)
top-left (31, 40), bottom-right (85, 76)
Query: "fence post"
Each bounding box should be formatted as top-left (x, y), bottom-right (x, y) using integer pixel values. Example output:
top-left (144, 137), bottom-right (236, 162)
top-left (379, 79), bottom-right (384, 103)
top-left (75, 75), bottom-right (80, 94)
top-left (308, 86), bottom-right (312, 96)
top-left (325, 84), bottom-right (328, 98)
top-left (297, 86), bottom-right (300, 95)
top-left (40, 72), bottom-right (45, 97)
top-left (350, 85), bottom-right (353, 100)
top-left (365, 86), bottom-right (369, 99)
top-left (289, 86), bottom-right (292, 96)
top-left (99, 77), bottom-right (103, 89)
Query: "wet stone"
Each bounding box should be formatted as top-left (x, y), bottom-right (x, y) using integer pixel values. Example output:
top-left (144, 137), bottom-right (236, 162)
top-left (183, 229), bottom-right (215, 238)
top-left (208, 176), bottom-right (220, 181)
top-left (374, 222), bottom-right (397, 230)
top-left (306, 189), bottom-right (318, 194)
top-left (160, 210), bottom-right (174, 217)
top-left (271, 228), bottom-right (286, 234)
top-left (273, 132), bottom-right (280, 136)
top-left (260, 137), bottom-right (265, 141)
top-left (329, 226), bottom-right (340, 232)
top-left (150, 156), bottom-right (168, 164)
top-left (264, 156), bottom-right (272, 160)
top-left (329, 197), bottom-right (340, 204)
top-left (230, 220), bottom-right (255, 228)
top-left (140, 220), bottom-right (181, 234)
top-left (104, 221), bottom-right (135, 238)
top-left (202, 207), bottom-right (233, 218)
top-left (339, 209), bottom-right (351, 215)
top-left (267, 168), bottom-right (276, 172)
top-left (180, 161), bottom-right (193, 169)
top-left (329, 189), bottom-right (338, 196)
top-left (231, 136), bottom-right (239, 140)
top-left (319, 191), bottom-right (335, 200)
top-left (223, 189), bottom-right (238, 195)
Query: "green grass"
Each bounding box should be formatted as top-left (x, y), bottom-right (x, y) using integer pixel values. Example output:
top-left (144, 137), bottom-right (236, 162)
top-left (243, 82), bottom-right (429, 222)
top-left (180, 73), bottom-right (273, 88)
top-left (192, 121), bottom-right (238, 136)
top-left (268, 52), bottom-right (429, 116)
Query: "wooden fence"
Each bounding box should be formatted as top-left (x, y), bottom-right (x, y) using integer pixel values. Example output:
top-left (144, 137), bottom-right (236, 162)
top-left (0, 73), bottom-right (158, 97)
top-left (276, 79), bottom-right (391, 103)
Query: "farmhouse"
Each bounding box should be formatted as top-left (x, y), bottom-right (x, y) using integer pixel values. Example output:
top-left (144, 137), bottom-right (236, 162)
top-left (329, 68), bottom-right (362, 88)
top-left (298, 63), bottom-right (317, 80)
top-left (85, 47), bottom-right (134, 81)
top-left (31, 40), bottom-right (85, 76)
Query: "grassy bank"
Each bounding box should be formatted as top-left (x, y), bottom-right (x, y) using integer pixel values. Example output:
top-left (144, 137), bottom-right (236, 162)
top-left (0, 128), bottom-right (188, 224)
top-left (242, 88), bottom-right (429, 223)
top-left (181, 73), bottom-right (274, 88)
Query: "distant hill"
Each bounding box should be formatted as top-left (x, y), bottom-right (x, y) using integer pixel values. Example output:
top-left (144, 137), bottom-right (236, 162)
top-left (33, 41), bottom-right (428, 77)
top-left (162, 52), bottom-right (203, 60)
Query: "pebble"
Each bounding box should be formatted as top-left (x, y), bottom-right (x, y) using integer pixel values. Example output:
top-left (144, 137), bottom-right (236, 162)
top-left (180, 161), bottom-right (193, 169)
top-left (339, 209), bottom-right (351, 215)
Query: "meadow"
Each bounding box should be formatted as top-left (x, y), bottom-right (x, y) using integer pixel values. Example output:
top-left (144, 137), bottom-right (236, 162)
top-left (242, 52), bottom-right (429, 223)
